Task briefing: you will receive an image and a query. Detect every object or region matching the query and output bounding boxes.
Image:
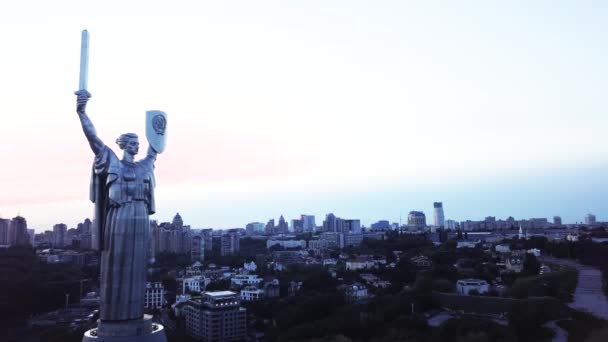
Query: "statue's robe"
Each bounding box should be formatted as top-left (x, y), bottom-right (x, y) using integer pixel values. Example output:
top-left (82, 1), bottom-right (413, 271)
top-left (89, 145), bottom-right (156, 321)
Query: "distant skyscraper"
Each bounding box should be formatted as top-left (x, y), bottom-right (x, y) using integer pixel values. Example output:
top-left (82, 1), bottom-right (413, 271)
top-left (300, 215), bottom-right (316, 232)
top-left (433, 202), bottom-right (445, 227)
top-left (221, 230), bottom-right (240, 256)
top-left (11, 216), bottom-right (29, 246)
top-left (341, 219), bottom-right (361, 234)
top-left (0, 218), bottom-right (9, 245)
top-left (191, 235), bottom-right (204, 262)
top-left (323, 213), bottom-right (338, 232)
top-left (407, 211), bottom-right (426, 230)
top-left (585, 214), bottom-right (596, 225)
top-left (265, 219), bottom-right (275, 235)
top-left (53, 223), bottom-right (67, 247)
top-left (291, 219), bottom-right (303, 233)
top-left (278, 216), bottom-right (288, 234)
top-left (371, 220), bottom-right (390, 230)
top-left (172, 212), bottom-right (184, 229)
top-left (201, 229), bottom-right (213, 251)
top-left (553, 216), bottom-right (562, 226)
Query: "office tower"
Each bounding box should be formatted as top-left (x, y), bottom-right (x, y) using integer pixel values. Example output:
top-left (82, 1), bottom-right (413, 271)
top-left (553, 216), bottom-right (562, 226)
top-left (300, 215), bottom-right (316, 232)
top-left (585, 214), bottom-right (596, 225)
top-left (323, 213), bottom-right (338, 232)
top-left (182, 291), bottom-right (246, 341)
top-left (53, 223), bottom-right (68, 247)
top-left (172, 212), bottom-right (184, 229)
top-left (341, 219), bottom-right (361, 234)
top-left (433, 202), bottom-right (445, 227)
top-left (291, 219), bottom-right (303, 233)
top-left (221, 230), bottom-right (240, 256)
top-left (407, 211), bottom-right (426, 229)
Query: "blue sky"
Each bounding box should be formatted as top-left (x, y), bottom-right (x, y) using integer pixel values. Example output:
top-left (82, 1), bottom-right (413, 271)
top-left (0, 1), bottom-right (606, 230)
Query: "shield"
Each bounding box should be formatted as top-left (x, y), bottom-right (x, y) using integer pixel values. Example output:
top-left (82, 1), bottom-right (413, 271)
top-left (146, 110), bottom-right (168, 153)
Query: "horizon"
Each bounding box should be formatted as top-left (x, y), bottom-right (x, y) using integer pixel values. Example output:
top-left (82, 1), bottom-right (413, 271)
top-left (1, 1), bottom-right (607, 231)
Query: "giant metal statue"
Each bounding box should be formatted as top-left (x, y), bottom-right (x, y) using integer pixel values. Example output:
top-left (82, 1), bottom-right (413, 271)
top-left (77, 30), bottom-right (167, 342)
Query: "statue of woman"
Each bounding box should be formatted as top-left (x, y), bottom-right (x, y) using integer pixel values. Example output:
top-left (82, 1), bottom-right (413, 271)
top-left (76, 91), bottom-right (157, 321)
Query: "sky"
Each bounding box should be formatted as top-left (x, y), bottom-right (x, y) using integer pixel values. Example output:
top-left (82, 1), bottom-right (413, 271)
top-left (0, 1), bottom-right (607, 232)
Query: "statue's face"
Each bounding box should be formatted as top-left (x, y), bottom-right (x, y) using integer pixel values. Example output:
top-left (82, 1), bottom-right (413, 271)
top-left (126, 138), bottom-right (139, 156)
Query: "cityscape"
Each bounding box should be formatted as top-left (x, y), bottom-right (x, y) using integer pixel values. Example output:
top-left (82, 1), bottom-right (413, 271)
top-left (2, 203), bottom-right (608, 341)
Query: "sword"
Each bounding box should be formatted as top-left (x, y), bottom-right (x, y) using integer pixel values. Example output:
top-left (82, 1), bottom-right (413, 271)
top-left (76, 29), bottom-right (89, 94)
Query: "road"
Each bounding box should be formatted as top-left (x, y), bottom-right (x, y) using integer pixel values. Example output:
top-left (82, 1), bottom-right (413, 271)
top-left (542, 257), bottom-right (608, 320)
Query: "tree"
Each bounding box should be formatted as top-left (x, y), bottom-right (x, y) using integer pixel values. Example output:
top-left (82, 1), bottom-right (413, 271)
top-left (523, 253), bottom-right (541, 276)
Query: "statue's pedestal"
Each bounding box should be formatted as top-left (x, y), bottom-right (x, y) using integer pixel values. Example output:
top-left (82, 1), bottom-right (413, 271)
top-left (82, 315), bottom-right (167, 342)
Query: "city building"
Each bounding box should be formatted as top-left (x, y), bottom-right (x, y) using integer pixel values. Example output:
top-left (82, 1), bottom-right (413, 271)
top-left (230, 274), bottom-right (263, 287)
top-left (407, 211), bottom-right (426, 230)
top-left (506, 254), bottom-right (524, 273)
top-left (445, 220), bottom-right (458, 230)
top-left (144, 282), bottom-right (165, 309)
top-left (456, 279), bottom-right (489, 295)
top-left (182, 291), bottom-right (247, 341)
top-left (433, 202), bottom-right (445, 227)
top-left (191, 235), bottom-right (205, 262)
top-left (0, 218), bottom-right (10, 245)
top-left (9, 216), bottom-right (29, 246)
top-left (243, 261), bottom-right (257, 272)
top-left (410, 255), bottom-right (432, 268)
top-left (277, 215), bottom-right (289, 234)
top-left (553, 216), bottom-right (562, 226)
top-left (183, 276), bottom-right (210, 294)
top-left (221, 230), bottom-right (240, 256)
top-left (585, 213), bottom-right (597, 225)
top-left (201, 229), bottom-right (213, 252)
top-left (245, 222), bottom-right (265, 235)
top-left (323, 213), bottom-right (339, 232)
top-left (291, 219), bottom-right (303, 233)
top-left (240, 286), bottom-right (265, 301)
top-left (264, 219), bottom-right (275, 235)
top-left (371, 220), bottom-right (391, 231)
top-left (338, 283), bottom-right (369, 303)
top-left (300, 215), bottom-right (316, 232)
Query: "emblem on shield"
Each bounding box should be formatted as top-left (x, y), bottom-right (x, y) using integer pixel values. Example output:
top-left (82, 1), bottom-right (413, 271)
top-left (146, 110), bottom-right (168, 153)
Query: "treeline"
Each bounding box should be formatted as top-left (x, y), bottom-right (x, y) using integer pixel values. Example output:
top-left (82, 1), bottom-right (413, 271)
top-left (0, 246), bottom-right (91, 321)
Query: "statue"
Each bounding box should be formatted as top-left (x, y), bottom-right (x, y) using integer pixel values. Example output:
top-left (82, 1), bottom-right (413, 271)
top-left (77, 30), bottom-right (167, 342)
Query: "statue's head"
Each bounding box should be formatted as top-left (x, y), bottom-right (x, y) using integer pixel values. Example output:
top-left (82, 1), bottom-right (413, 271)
top-left (116, 133), bottom-right (139, 156)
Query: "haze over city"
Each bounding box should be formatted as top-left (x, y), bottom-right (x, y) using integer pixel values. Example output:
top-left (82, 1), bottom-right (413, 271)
top-left (1, 1), bottom-right (607, 231)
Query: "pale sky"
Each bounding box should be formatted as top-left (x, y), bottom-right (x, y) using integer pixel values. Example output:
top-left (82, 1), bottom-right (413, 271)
top-left (0, 1), bottom-right (607, 232)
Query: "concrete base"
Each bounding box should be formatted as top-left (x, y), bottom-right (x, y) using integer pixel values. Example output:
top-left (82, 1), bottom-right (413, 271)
top-left (82, 315), bottom-right (167, 342)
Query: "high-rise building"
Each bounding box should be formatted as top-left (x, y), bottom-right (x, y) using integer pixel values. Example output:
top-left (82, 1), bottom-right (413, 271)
top-left (407, 211), bottom-right (426, 230)
top-left (323, 213), bottom-right (338, 232)
top-left (433, 202), bottom-right (445, 227)
top-left (221, 230), bottom-right (240, 256)
top-left (265, 219), bottom-right (275, 235)
top-left (53, 223), bottom-right (67, 247)
top-left (144, 282), bottom-right (165, 309)
top-left (300, 215), bottom-right (316, 232)
top-left (245, 222), bottom-right (265, 235)
top-left (11, 216), bottom-right (29, 246)
top-left (0, 218), bottom-right (9, 245)
top-left (201, 229), bottom-right (213, 251)
top-left (182, 291), bottom-right (247, 341)
top-left (291, 219), bottom-right (303, 233)
top-left (371, 220), bottom-right (390, 230)
top-left (191, 235), bottom-right (205, 262)
top-left (553, 216), bottom-right (562, 226)
top-left (278, 216), bottom-right (288, 234)
top-left (585, 214), bottom-right (596, 225)
top-left (341, 219), bottom-right (361, 234)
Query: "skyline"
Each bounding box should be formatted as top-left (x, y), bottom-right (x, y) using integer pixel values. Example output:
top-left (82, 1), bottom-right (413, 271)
top-left (1, 1), bottom-right (607, 230)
